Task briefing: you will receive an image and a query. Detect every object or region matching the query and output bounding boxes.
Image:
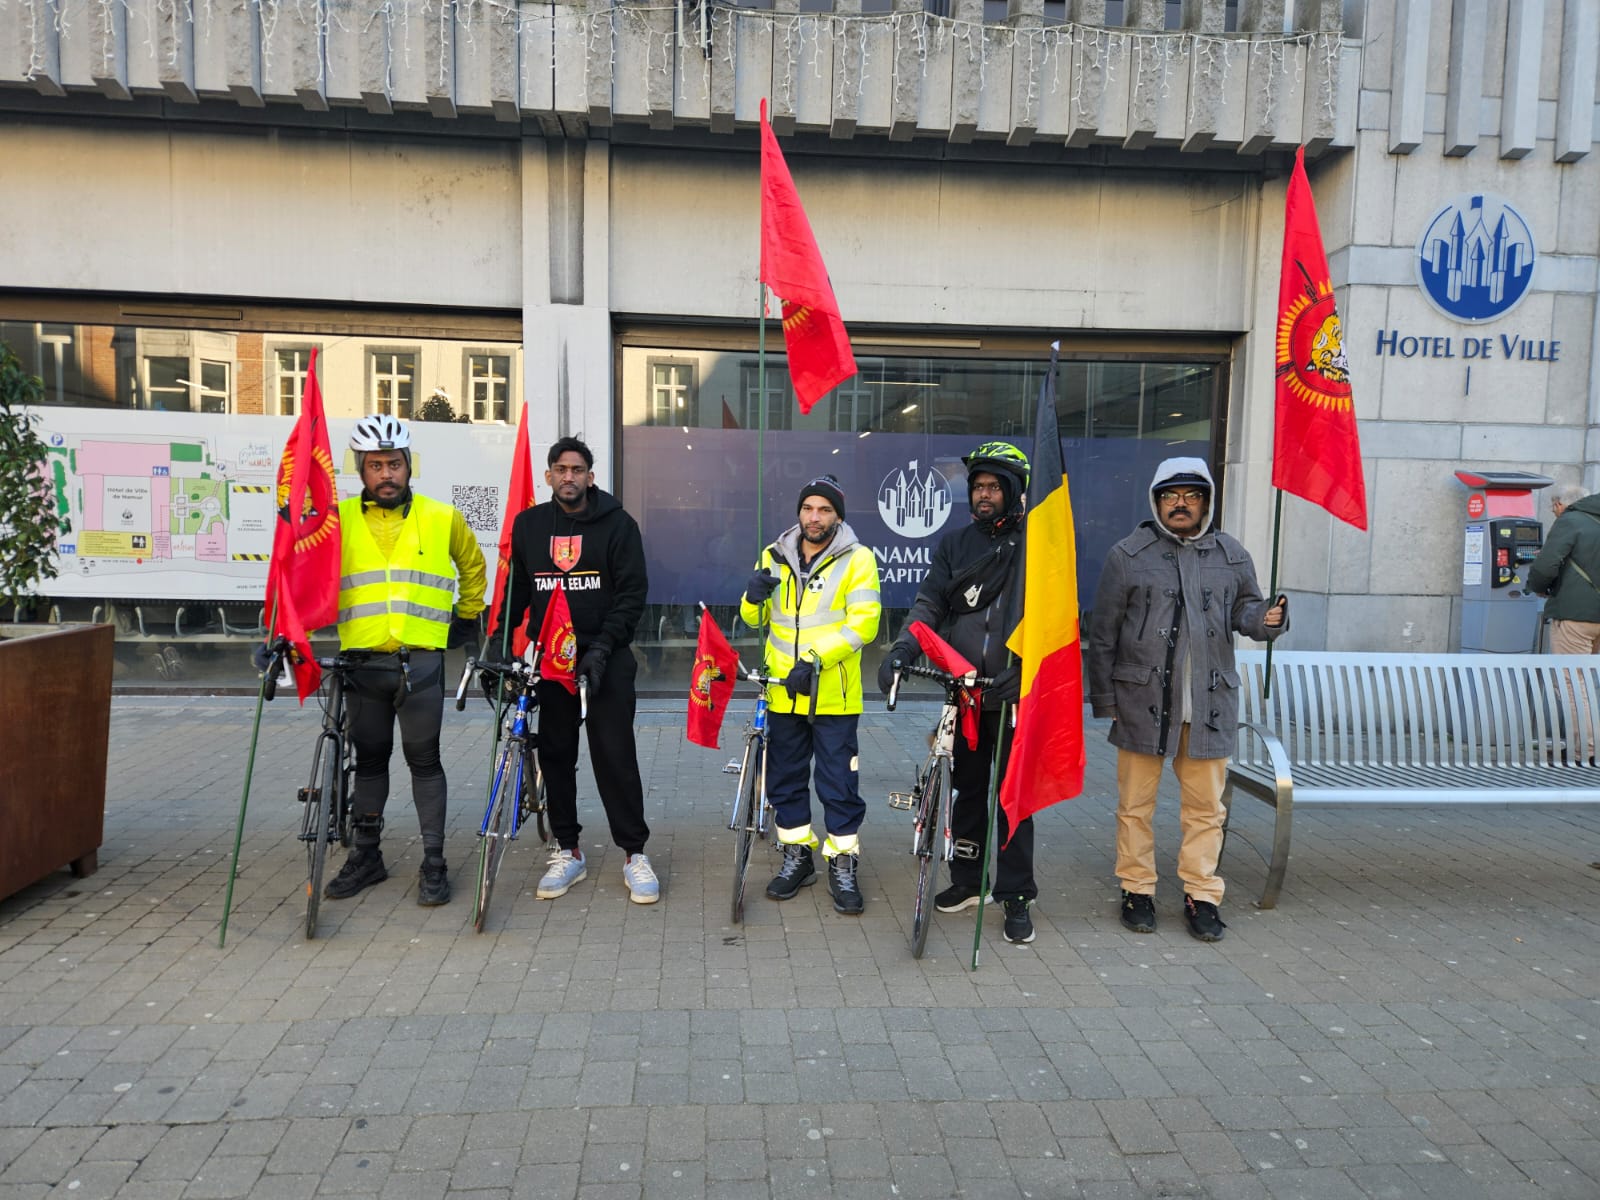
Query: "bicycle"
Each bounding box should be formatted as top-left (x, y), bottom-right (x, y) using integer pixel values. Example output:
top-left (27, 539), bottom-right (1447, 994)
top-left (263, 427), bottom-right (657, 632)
top-left (263, 641), bottom-right (362, 940)
top-left (454, 653), bottom-right (588, 932)
top-left (886, 662), bottom-right (992, 958)
top-left (722, 666), bottom-right (778, 925)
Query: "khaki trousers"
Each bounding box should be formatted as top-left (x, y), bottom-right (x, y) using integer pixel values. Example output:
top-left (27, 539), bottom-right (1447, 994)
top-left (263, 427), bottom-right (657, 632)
top-left (1115, 725), bottom-right (1230, 905)
top-left (1550, 620), bottom-right (1600, 762)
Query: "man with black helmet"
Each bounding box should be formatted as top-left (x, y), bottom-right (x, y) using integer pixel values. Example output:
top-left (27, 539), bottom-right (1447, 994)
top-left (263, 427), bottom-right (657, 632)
top-left (877, 441), bottom-right (1038, 945)
top-left (1088, 457), bottom-right (1286, 942)
top-left (740, 475), bottom-right (882, 915)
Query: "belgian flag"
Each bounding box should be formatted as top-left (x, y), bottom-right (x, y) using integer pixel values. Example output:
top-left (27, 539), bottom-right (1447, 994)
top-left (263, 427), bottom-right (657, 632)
top-left (999, 343), bottom-right (1085, 835)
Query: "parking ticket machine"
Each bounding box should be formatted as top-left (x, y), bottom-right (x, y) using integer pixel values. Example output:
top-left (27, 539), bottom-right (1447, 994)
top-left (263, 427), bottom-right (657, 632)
top-left (1455, 470), bottom-right (1552, 653)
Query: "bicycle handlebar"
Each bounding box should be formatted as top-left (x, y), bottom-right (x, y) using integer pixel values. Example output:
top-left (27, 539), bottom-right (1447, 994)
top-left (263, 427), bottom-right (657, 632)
top-left (885, 662), bottom-right (994, 712)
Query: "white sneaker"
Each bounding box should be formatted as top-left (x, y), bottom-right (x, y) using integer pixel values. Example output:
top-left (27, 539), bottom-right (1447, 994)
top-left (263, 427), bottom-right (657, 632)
top-left (623, 853), bottom-right (660, 904)
top-left (536, 848), bottom-right (587, 899)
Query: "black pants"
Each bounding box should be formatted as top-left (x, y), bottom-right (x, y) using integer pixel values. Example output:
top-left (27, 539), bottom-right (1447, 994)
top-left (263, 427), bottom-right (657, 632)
top-left (766, 712), bottom-right (865, 838)
top-left (949, 708), bottom-right (1036, 901)
top-left (346, 650), bottom-right (447, 855)
top-left (538, 648), bottom-right (649, 855)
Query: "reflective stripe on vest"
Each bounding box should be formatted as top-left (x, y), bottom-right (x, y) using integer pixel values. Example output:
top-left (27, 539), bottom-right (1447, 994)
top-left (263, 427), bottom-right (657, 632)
top-left (337, 493), bottom-right (457, 650)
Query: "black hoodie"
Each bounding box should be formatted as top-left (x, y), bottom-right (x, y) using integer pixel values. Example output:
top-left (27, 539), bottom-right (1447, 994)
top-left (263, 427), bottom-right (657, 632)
top-left (497, 487), bottom-right (649, 655)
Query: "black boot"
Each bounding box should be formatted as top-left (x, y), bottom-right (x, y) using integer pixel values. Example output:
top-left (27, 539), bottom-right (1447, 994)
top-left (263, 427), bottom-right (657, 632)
top-left (766, 844), bottom-right (816, 900)
top-left (324, 847), bottom-right (388, 899)
top-left (417, 855), bottom-right (450, 907)
top-left (828, 852), bottom-right (864, 916)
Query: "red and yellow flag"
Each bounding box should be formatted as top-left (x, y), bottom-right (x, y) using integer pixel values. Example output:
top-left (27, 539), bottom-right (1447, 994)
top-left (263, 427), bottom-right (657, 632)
top-left (759, 98), bottom-right (857, 413)
top-left (537, 581), bottom-right (578, 694)
top-left (687, 607), bottom-right (739, 749)
top-left (485, 404), bottom-right (535, 658)
top-left (1273, 145), bottom-right (1368, 531)
top-left (264, 346), bottom-right (340, 703)
top-left (999, 343), bottom-right (1085, 837)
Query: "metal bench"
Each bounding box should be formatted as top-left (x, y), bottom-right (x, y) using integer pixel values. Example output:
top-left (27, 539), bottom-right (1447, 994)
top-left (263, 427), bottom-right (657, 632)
top-left (1222, 650), bottom-right (1600, 909)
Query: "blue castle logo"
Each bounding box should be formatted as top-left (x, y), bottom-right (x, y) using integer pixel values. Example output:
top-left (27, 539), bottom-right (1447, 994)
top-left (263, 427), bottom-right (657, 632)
top-left (1415, 193), bottom-right (1536, 324)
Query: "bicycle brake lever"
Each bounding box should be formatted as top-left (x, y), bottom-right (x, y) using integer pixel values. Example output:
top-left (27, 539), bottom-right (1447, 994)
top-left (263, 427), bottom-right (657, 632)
top-left (579, 677), bottom-right (589, 723)
top-left (887, 671), bottom-right (900, 712)
top-left (454, 657), bottom-right (475, 711)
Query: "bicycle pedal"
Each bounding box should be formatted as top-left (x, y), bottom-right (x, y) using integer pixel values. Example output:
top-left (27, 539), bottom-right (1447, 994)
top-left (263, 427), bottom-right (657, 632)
top-left (721, 759), bottom-right (742, 774)
top-left (297, 787), bottom-right (313, 805)
top-left (887, 792), bottom-right (915, 810)
top-left (951, 839), bottom-right (981, 860)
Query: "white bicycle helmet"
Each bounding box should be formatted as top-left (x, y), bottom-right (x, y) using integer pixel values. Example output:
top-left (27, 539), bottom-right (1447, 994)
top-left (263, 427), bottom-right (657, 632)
top-left (350, 413), bottom-right (411, 452)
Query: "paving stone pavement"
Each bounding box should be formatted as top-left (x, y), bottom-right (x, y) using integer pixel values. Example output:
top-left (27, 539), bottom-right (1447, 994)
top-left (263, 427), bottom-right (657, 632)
top-left (3, 693), bottom-right (1600, 1199)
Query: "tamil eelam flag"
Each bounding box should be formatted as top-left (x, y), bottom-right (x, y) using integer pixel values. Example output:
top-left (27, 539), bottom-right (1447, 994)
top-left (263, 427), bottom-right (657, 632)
top-left (687, 607), bottom-right (739, 749)
top-left (999, 342), bottom-right (1085, 839)
top-left (536, 581), bottom-right (578, 694)
top-left (1273, 144), bottom-right (1368, 531)
top-left (907, 620), bottom-right (982, 751)
top-left (759, 97), bottom-right (857, 413)
top-left (485, 403), bottom-right (534, 658)
top-left (264, 346), bottom-right (340, 703)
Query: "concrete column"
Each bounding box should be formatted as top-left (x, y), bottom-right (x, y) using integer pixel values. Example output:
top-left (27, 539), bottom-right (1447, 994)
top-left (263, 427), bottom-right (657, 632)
top-left (770, 0), bottom-right (802, 134)
top-left (948, 0), bottom-right (982, 142)
top-left (1181, 0), bottom-right (1225, 33)
top-left (1556, 0), bottom-right (1597, 163)
top-left (1387, 1), bottom-right (1429, 154)
top-left (521, 2), bottom-right (556, 115)
top-left (1498, 0), bottom-right (1542, 160)
top-left (888, 0), bottom-right (921, 140)
top-left (1442, 0), bottom-right (1484, 156)
top-left (1237, 0), bottom-right (1284, 33)
top-left (709, 3), bottom-right (738, 133)
top-left (259, 0), bottom-right (323, 109)
top-left (830, 0), bottom-right (862, 139)
top-left (1006, 0), bottom-right (1044, 146)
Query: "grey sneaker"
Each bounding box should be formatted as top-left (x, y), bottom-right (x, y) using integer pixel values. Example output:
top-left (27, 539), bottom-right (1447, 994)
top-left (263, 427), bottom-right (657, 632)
top-left (536, 848), bottom-right (587, 899)
top-left (623, 853), bottom-right (660, 904)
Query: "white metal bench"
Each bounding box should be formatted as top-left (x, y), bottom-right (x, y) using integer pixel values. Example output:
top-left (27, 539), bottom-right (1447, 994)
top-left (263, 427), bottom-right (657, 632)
top-left (1222, 650), bottom-right (1600, 908)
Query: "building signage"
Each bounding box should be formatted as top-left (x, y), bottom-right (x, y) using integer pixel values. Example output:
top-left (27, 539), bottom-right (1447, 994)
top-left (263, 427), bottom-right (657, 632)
top-left (1415, 193), bottom-right (1535, 323)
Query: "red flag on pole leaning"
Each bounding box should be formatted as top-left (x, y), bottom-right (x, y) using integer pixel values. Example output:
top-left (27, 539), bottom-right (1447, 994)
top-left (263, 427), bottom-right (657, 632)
top-left (485, 403), bottom-right (534, 658)
top-left (759, 97), bottom-right (857, 414)
top-left (687, 607), bottom-right (739, 749)
top-left (536, 582), bottom-right (578, 694)
top-left (999, 342), bottom-right (1085, 840)
top-left (1273, 145), bottom-right (1368, 531)
top-left (907, 620), bottom-right (982, 751)
top-left (264, 347), bottom-right (340, 703)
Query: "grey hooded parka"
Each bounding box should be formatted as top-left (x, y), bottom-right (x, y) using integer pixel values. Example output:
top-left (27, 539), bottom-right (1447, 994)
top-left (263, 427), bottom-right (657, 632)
top-left (1087, 457), bottom-right (1286, 760)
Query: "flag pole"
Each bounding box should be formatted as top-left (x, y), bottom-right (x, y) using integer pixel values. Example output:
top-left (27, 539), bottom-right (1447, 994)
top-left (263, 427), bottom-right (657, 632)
top-left (757, 283), bottom-right (768, 560)
top-left (1262, 489), bottom-right (1284, 701)
top-left (970, 697), bottom-right (1014, 972)
top-left (220, 596), bottom-right (280, 947)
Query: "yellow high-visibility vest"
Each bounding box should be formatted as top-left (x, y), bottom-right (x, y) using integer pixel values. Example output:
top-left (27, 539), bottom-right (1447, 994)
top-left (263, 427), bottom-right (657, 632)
top-left (337, 493), bottom-right (458, 650)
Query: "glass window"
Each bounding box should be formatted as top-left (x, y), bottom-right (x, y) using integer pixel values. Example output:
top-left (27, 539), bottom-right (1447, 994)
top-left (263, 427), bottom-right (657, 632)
top-left (145, 356), bottom-right (190, 411)
top-left (468, 353), bottom-right (510, 423)
top-left (648, 359), bottom-right (697, 426)
top-left (198, 360), bottom-right (231, 414)
top-left (274, 347), bottom-right (317, 416)
top-left (371, 351), bottom-right (415, 418)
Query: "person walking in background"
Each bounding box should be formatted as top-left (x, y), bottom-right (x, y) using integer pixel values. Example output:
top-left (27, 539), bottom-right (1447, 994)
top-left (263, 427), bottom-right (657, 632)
top-left (1529, 481), bottom-right (1600, 763)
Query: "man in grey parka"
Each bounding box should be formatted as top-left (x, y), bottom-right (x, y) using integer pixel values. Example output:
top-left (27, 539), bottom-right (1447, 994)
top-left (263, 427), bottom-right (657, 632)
top-left (1087, 458), bottom-right (1286, 942)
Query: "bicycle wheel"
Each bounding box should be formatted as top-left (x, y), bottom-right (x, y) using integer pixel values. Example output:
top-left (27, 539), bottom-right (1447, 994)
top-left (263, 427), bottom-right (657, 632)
top-left (475, 743), bottom-right (517, 933)
top-left (304, 733), bottom-right (338, 939)
top-left (730, 736), bottom-right (762, 925)
top-left (909, 758), bottom-right (946, 959)
top-left (520, 746), bottom-right (549, 844)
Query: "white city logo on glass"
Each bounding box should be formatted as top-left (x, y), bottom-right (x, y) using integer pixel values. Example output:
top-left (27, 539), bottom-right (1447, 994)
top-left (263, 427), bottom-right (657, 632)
top-left (878, 459), bottom-right (952, 537)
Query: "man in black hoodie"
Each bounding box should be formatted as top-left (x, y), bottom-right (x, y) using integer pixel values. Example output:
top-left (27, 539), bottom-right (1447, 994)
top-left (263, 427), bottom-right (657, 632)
top-left (495, 437), bottom-right (657, 904)
top-left (876, 441), bottom-right (1036, 945)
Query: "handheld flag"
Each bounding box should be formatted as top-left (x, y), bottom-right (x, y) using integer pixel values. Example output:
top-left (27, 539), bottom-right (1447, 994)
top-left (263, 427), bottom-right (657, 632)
top-left (1273, 145), bottom-right (1368, 530)
top-left (687, 606), bottom-right (739, 749)
top-left (264, 347), bottom-right (340, 702)
top-left (759, 97), bottom-right (857, 413)
top-left (999, 342), bottom-right (1085, 838)
top-left (536, 582), bottom-right (578, 694)
top-left (908, 620), bottom-right (982, 750)
top-left (485, 404), bottom-right (535, 658)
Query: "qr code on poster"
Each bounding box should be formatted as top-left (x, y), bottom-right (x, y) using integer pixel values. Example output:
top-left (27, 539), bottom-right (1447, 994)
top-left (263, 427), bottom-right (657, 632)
top-left (452, 485), bottom-right (502, 533)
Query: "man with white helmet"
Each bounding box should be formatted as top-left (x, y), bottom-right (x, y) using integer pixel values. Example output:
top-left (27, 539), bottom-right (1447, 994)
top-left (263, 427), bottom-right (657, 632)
top-left (323, 414), bottom-right (486, 907)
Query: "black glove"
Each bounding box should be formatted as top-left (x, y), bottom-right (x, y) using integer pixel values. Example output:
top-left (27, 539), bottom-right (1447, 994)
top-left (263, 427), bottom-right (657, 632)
top-left (990, 661), bottom-right (1021, 700)
top-left (876, 645), bottom-right (910, 696)
top-left (783, 660), bottom-right (816, 699)
top-left (447, 615), bottom-right (480, 650)
top-left (744, 570), bottom-right (780, 605)
top-left (251, 641), bottom-right (275, 673)
top-left (577, 646), bottom-right (610, 688)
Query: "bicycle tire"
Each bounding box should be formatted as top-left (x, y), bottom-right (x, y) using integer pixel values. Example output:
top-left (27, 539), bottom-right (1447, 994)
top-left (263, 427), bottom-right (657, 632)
top-left (730, 736), bottom-right (762, 925)
top-left (305, 734), bottom-right (338, 940)
top-left (909, 758), bottom-right (946, 959)
top-left (475, 743), bottom-right (516, 933)
top-left (520, 746), bottom-right (550, 844)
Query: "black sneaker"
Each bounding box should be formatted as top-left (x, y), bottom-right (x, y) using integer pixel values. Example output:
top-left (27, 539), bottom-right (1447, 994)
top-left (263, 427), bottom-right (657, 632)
top-left (766, 844), bottom-right (816, 900)
top-left (1183, 894), bottom-right (1226, 942)
top-left (417, 856), bottom-right (450, 907)
top-left (827, 853), bottom-right (864, 915)
top-left (935, 883), bottom-right (981, 913)
top-left (1120, 890), bottom-right (1156, 933)
top-left (1001, 898), bottom-right (1035, 944)
top-left (324, 848), bottom-right (387, 899)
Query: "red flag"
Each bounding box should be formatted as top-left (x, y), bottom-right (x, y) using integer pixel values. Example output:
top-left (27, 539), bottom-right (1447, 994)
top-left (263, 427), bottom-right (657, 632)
top-left (536, 582), bottom-right (578, 694)
top-left (999, 343), bottom-right (1085, 840)
top-left (485, 404), bottom-right (535, 658)
top-left (759, 98), bottom-right (857, 414)
top-left (907, 620), bottom-right (982, 751)
top-left (1273, 145), bottom-right (1368, 531)
top-left (687, 608), bottom-right (739, 749)
top-left (264, 347), bottom-right (340, 703)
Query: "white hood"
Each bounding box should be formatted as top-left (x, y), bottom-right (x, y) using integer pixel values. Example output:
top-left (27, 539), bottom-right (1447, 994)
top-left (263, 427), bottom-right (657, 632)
top-left (1148, 456), bottom-right (1216, 539)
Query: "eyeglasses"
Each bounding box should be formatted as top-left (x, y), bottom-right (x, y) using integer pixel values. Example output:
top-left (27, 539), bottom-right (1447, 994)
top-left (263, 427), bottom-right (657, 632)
top-left (1156, 489), bottom-right (1207, 505)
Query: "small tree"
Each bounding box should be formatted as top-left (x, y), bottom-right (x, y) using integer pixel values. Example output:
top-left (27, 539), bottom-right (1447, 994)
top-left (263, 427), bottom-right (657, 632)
top-left (0, 343), bottom-right (68, 611)
top-left (416, 390), bottom-right (470, 423)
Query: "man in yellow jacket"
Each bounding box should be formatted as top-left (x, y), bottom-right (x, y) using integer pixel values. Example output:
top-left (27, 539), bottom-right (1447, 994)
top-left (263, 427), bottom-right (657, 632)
top-left (739, 476), bottom-right (881, 914)
top-left (323, 414), bottom-right (486, 907)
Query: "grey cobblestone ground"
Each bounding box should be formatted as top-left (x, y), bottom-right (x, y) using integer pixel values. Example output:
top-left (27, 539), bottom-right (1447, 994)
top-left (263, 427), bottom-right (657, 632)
top-left (3, 693), bottom-right (1600, 1198)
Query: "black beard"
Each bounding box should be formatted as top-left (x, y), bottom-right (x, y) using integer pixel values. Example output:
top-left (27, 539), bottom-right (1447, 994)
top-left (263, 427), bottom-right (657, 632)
top-left (368, 486), bottom-right (410, 510)
top-left (802, 526), bottom-right (834, 545)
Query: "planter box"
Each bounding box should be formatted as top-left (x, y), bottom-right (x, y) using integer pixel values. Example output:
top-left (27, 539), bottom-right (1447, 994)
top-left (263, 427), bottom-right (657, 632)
top-left (0, 623), bottom-right (114, 900)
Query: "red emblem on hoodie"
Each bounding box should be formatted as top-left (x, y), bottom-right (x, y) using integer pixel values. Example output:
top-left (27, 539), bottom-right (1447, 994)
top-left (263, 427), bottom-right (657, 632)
top-left (551, 536), bottom-right (582, 573)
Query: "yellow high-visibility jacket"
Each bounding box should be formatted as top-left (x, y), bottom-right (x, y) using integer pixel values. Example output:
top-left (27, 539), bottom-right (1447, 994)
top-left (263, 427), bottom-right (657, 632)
top-left (337, 492), bottom-right (485, 651)
top-left (739, 522), bottom-right (881, 715)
